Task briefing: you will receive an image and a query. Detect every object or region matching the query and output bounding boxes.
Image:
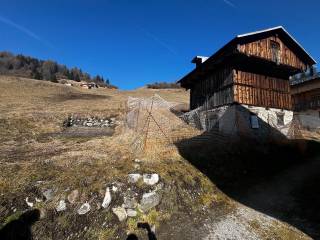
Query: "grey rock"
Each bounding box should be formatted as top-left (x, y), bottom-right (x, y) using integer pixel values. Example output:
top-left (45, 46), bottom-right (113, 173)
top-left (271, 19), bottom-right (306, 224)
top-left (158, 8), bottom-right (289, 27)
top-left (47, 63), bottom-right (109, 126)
top-left (139, 192), bottom-right (160, 212)
top-left (126, 209), bottom-right (137, 217)
top-left (42, 189), bottom-right (54, 201)
top-left (143, 174), bottom-right (159, 185)
top-left (56, 200), bottom-right (67, 212)
top-left (154, 182), bottom-right (164, 191)
top-left (134, 164), bottom-right (140, 170)
top-left (67, 189), bottom-right (79, 204)
top-left (102, 187), bottom-right (111, 209)
top-left (123, 196), bottom-right (137, 209)
top-left (112, 185), bottom-right (118, 192)
top-left (112, 207), bottom-right (127, 221)
top-left (77, 202), bottom-right (91, 215)
top-left (25, 197), bottom-right (34, 208)
top-left (39, 209), bottom-right (46, 219)
top-left (128, 174), bottom-right (141, 183)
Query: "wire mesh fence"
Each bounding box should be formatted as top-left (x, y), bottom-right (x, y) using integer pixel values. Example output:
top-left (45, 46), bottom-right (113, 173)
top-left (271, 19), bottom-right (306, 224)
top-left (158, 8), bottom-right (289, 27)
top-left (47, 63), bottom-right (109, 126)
top-left (123, 94), bottom-right (199, 154)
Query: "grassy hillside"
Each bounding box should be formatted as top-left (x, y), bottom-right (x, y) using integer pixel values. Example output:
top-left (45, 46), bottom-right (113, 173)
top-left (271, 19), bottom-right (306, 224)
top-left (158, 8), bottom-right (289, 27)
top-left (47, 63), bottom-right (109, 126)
top-left (0, 76), bottom-right (313, 240)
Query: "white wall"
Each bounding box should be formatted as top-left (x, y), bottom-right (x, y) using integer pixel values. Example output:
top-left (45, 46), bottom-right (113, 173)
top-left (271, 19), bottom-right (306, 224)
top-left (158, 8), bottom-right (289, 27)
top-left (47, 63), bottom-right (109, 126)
top-left (241, 105), bottom-right (293, 136)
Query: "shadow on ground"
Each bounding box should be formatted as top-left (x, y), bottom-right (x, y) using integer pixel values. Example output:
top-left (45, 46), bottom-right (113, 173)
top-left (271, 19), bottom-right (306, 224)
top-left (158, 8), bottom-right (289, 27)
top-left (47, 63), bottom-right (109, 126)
top-left (0, 209), bottom-right (40, 240)
top-left (175, 131), bottom-right (320, 239)
top-left (46, 92), bottom-right (111, 102)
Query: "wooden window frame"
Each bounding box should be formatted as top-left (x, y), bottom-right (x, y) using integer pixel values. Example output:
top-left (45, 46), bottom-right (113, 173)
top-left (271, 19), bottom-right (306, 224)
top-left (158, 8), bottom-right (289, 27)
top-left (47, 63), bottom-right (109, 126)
top-left (270, 40), bottom-right (280, 64)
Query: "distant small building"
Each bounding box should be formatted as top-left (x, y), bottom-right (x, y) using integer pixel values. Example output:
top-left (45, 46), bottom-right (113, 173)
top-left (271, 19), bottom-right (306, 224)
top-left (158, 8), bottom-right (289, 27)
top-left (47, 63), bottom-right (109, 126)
top-left (291, 72), bottom-right (320, 131)
top-left (80, 82), bottom-right (98, 89)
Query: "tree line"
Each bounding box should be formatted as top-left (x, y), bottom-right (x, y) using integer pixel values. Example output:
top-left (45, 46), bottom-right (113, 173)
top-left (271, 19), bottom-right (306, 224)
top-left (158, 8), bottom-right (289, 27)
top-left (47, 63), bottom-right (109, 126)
top-left (0, 51), bottom-right (116, 88)
top-left (146, 82), bottom-right (181, 89)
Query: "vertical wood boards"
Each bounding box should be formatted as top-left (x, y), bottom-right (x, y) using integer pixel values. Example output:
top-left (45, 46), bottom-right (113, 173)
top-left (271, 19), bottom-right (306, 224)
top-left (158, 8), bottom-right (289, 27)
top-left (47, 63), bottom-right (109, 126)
top-left (233, 70), bottom-right (291, 109)
top-left (238, 36), bottom-right (307, 71)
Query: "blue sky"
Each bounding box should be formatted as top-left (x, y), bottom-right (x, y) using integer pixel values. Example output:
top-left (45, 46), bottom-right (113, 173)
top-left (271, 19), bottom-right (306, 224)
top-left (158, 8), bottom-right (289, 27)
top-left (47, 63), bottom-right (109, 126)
top-left (1, 0), bottom-right (319, 89)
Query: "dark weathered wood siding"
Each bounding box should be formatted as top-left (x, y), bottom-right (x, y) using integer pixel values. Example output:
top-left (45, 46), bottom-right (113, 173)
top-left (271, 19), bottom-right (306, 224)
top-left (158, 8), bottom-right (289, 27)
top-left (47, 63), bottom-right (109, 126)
top-left (233, 70), bottom-right (292, 109)
top-left (292, 89), bottom-right (320, 111)
top-left (190, 68), bottom-right (233, 109)
top-left (238, 36), bottom-right (307, 71)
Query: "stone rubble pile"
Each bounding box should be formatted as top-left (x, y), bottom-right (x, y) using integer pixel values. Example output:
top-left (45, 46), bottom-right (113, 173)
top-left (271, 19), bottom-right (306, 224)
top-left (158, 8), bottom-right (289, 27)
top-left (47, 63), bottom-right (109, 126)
top-left (64, 116), bottom-right (119, 128)
top-left (23, 169), bottom-right (162, 223)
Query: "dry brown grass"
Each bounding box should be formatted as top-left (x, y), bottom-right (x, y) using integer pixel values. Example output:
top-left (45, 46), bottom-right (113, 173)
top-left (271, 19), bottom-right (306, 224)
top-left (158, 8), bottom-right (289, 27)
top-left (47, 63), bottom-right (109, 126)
top-left (0, 76), bottom-right (310, 240)
top-left (0, 76), bottom-right (190, 193)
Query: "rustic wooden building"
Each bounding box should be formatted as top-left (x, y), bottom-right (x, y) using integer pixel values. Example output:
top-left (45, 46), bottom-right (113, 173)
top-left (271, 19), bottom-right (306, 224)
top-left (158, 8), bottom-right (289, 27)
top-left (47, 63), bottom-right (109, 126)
top-left (291, 73), bottom-right (320, 131)
top-left (178, 26), bottom-right (316, 137)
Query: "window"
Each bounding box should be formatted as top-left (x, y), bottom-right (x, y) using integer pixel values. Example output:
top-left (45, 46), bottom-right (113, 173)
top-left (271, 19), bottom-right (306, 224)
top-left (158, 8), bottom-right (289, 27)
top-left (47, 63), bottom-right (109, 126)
top-left (250, 114), bottom-right (259, 129)
top-left (270, 40), bottom-right (280, 64)
top-left (277, 113), bottom-right (284, 126)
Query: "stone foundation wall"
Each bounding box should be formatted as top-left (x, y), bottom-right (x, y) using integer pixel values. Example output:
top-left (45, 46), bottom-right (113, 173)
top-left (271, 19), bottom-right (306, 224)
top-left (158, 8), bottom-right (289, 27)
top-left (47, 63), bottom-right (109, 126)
top-left (182, 104), bottom-right (294, 139)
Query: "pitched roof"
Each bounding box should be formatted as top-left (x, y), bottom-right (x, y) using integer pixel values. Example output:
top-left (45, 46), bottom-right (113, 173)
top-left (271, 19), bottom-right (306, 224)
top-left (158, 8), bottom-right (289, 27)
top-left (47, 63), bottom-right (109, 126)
top-left (178, 26), bottom-right (316, 85)
top-left (236, 26), bottom-right (316, 64)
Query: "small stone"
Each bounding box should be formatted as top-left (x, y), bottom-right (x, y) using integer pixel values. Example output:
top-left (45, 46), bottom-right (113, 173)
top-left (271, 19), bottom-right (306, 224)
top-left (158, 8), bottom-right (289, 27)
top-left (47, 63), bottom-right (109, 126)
top-left (151, 225), bottom-right (156, 234)
top-left (42, 189), bottom-right (54, 201)
top-left (143, 174), bottom-right (159, 185)
top-left (126, 209), bottom-right (137, 217)
top-left (40, 209), bottom-right (46, 219)
top-left (35, 197), bottom-right (42, 203)
top-left (154, 182), bottom-right (164, 191)
top-left (56, 200), bottom-right (67, 212)
top-left (77, 202), bottom-right (91, 215)
top-left (67, 190), bottom-right (79, 204)
top-left (25, 197), bottom-right (34, 208)
top-left (139, 192), bottom-right (160, 212)
top-left (112, 207), bottom-right (127, 221)
top-left (123, 196), bottom-right (137, 209)
top-left (102, 187), bottom-right (111, 209)
top-left (134, 159), bottom-right (142, 163)
top-left (112, 186), bottom-right (118, 192)
top-left (128, 174), bottom-right (141, 183)
top-left (134, 164), bottom-right (140, 170)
